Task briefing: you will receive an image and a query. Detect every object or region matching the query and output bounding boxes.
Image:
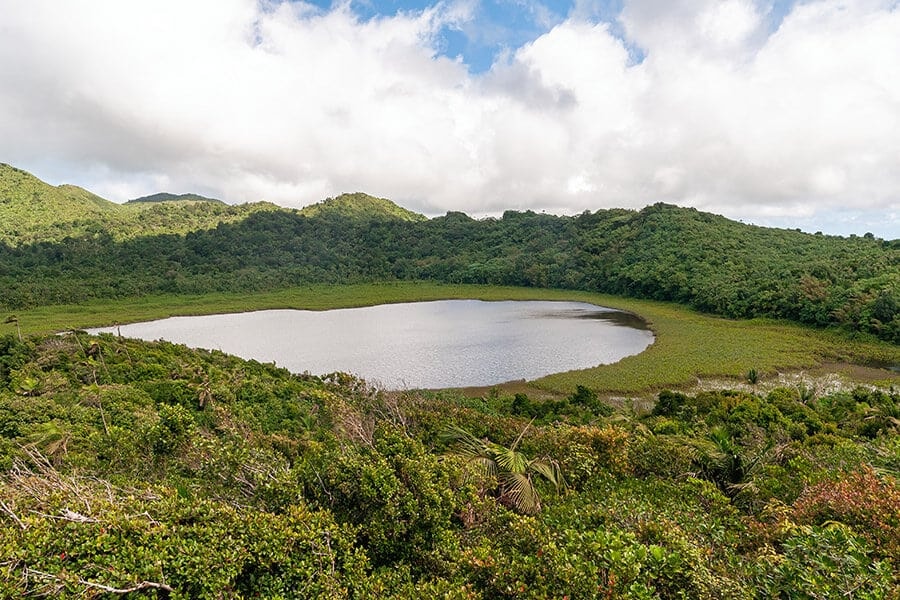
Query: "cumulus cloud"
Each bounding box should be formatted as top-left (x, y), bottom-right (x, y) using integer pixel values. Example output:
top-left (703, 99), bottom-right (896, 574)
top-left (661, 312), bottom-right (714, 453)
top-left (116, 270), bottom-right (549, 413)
top-left (0, 0), bottom-right (897, 236)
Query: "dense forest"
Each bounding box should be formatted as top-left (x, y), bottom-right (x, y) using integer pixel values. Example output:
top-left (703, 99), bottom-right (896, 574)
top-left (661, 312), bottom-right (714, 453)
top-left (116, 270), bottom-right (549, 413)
top-left (1, 333), bottom-right (898, 597)
top-left (0, 165), bottom-right (897, 343)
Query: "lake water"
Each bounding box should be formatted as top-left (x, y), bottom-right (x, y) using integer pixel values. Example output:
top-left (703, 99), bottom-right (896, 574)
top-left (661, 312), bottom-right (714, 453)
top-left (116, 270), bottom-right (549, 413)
top-left (89, 300), bottom-right (654, 389)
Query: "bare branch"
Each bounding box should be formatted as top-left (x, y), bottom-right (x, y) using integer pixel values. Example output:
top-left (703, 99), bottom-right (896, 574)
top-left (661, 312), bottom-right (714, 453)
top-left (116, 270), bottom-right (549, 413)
top-left (25, 567), bottom-right (174, 595)
top-left (0, 499), bottom-right (26, 530)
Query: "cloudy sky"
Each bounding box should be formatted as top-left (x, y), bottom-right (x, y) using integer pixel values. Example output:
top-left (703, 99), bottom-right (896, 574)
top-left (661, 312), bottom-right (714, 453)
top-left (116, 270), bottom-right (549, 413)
top-left (1, 0), bottom-right (898, 237)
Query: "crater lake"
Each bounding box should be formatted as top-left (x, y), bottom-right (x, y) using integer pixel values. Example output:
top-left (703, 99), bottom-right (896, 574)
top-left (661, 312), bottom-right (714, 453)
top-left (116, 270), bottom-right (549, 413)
top-left (89, 300), bottom-right (654, 388)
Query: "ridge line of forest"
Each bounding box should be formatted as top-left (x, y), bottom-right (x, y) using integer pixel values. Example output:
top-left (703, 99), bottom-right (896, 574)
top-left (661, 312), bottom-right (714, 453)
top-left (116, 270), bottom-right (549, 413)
top-left (1, 163), bottom-right (897, 343)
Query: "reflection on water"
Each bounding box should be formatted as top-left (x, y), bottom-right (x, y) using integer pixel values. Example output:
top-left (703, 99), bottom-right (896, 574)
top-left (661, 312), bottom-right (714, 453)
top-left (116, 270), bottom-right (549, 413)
top-left (532, 307), bottom-right (649, 329)
top-left (89, 300), bottom-right (654, 389)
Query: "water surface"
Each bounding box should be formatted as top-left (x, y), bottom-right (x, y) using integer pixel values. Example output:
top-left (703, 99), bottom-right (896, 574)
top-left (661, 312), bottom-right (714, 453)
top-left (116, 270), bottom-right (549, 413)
top-left (90, 300), bottom-right (653, 389)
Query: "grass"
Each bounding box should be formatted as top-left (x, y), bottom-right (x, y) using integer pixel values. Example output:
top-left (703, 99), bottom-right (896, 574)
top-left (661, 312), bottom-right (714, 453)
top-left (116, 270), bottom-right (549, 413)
top-left (4, 282), bottom-right (898, 394)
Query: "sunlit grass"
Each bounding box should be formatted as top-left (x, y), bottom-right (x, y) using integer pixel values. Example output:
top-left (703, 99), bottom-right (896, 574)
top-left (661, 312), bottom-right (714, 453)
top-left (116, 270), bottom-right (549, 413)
top-left (6, 282), bottom-right (898, 394)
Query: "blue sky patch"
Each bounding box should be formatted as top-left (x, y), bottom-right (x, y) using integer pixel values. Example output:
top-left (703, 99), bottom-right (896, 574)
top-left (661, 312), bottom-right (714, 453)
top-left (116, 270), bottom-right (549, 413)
top-left (298, 0), bottom-right (601, 72)
top-left (296, 0), bottom-right (799, 73)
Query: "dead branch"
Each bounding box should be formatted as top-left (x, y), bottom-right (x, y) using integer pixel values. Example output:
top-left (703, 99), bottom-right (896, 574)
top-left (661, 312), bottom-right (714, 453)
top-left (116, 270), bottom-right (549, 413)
top-left (314, 468), bottom-right (335, 507)
top-left (12, 446), bottom-right (92, 513)
top-left (128, 511), bottom-right (161, 526)
top-left (0, 499), bottom-right (26, 530)
top-left (27, 509), bottom-right (99, 524)
top-left (25, 567), bottom-right (174, 595)
top-left (63, 509), bottom-right (99, 523)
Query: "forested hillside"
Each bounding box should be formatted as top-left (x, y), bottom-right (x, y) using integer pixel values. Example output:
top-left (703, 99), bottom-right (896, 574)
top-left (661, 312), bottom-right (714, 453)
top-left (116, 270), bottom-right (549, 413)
top-left (0, 164), bottom-right (277, 245)
top-left (1, 165), bottom-right (897, 342)
top-left (297, 192), bottom-right (427, 222)
top-left (126, 192), bottom-right (226, 204)
top-left (1, 333), bottom-right (897, 597)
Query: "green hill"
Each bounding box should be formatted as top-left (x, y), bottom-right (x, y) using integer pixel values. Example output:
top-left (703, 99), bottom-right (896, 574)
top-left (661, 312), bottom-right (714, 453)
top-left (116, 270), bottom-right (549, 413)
top-left (0, 164), bottom-right (277, 245)
top-left (299, 192), bottom-right (427, 222)
top-left (0, 167), bottom-right (422, 246)
top-left (126, 192), bottom-right (225, 204)
top-left (0, 163), bottom-right (129, 245)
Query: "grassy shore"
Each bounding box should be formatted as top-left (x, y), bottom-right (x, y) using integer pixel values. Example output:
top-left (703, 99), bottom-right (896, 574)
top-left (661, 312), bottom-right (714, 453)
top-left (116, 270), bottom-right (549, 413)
top-left (5, 282), bottom-right (898, 393)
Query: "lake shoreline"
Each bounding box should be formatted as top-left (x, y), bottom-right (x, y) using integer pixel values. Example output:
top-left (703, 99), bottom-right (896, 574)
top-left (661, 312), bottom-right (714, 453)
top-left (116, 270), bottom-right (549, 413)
top-left (8, 282), bottom-right (899, 394)
top-left (87, 300), bottom-right (654, 389)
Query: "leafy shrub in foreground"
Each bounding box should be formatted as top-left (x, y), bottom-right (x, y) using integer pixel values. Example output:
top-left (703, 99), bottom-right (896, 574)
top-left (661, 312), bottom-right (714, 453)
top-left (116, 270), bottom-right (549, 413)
top-left (298, 424), bottom-right (460, 571)
top-left (0, 460), bottom-right (368, 599)
top-left (751, 523), bottom-right (897, 599)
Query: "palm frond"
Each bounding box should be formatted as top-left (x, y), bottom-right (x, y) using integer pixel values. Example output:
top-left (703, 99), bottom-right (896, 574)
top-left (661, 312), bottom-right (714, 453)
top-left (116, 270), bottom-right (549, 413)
top-left (468, 455), bottom-right (498, 479)
top-left (442, 425), bottom-right (490, 459)
top-left (529, 459), bottom-right (563, 490)
top-left (500, 471), bottom-right (540, 514)
top-left (509, 418), bottom-right (535, 451)
top-left (494, 446), bottom-right (529, 475)
top-left (442, 423), bottom-right (564, 514)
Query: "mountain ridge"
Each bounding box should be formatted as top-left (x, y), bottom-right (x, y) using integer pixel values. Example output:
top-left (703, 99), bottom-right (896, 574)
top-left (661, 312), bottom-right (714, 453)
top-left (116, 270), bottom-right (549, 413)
top-left (127, 192), bottom-right (226, 205)
top-left (2, 163), bottom-right (892, 243)
top-left (0, 164), bottom-right (281, 245)
top-left (298, 192), bottom-right (427, 222)
top-left (0, 165), bottom-right (429, 245)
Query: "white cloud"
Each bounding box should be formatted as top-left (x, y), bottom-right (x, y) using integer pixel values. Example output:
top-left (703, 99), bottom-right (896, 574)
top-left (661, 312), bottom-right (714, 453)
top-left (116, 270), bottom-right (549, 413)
top-left (0, 0), bottom-right (898, 237)
top-left (621, 0), bottom-right (769, 58)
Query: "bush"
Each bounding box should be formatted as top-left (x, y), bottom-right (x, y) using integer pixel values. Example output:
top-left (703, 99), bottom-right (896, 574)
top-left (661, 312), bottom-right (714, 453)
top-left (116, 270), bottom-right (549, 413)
top-left (297, 425), bottom-right (459, 571)
top-left (630, 434), bottom-right (697, 479)
top-left (792, 467), bottom-right (900, 560)
top-left (147, 404), bottom-right (196, 455)
top-left (752, 523), bottom-right (896, 598)
top-left (652, 390), bottom-right (689, 418)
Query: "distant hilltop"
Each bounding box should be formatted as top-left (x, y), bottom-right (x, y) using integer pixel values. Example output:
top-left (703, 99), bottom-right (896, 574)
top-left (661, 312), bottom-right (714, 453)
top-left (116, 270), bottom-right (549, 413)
top-left (298, 192), bottom-right (427, 222)
top-left (126, 192), bottom-right (225, 205)
top-left (0, 163), bottom-right (424, 245)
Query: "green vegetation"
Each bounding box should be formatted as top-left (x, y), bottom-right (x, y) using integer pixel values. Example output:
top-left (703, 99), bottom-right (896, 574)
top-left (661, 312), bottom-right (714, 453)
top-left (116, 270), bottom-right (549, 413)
top-left (1, 164), bottom-right (897, 343)
top-left (443, 422), bottom-right (563, 514)
top-left (6, 283), bottom-right (898, 395)
top-left (0, 163), bottom-right (278, 245)
top-left (0, 334), bottom-right (897, 597)
top-left (298, 192), bottom-right (427, 222)
top-left (746, 368), bottom-right (758, 385)
top-left (1, 163), bottom-right (899, 597)
top-left (126, 192), bottom-right (225, 204)
top-left (0, 163), bottom-right (124, 245)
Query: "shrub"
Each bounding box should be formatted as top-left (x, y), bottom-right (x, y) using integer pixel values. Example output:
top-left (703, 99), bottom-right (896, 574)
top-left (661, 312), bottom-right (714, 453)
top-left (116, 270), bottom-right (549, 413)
top-left (630, 434), bottom-right (697, 479)
top-left (752, 523), bottom-right (896, 598)
top-left (792, 467), bottom-right (900, 560)
top-left (298, 425), bottom-right (459, 571)
top-left (746, 368), bottom-right (758, 384)
top-left (652, 390), bottom-right (689, 418)
top-left (568, 385), bottom-right (613, 416)
top-left (147, 404), bottom-right (196, 455)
